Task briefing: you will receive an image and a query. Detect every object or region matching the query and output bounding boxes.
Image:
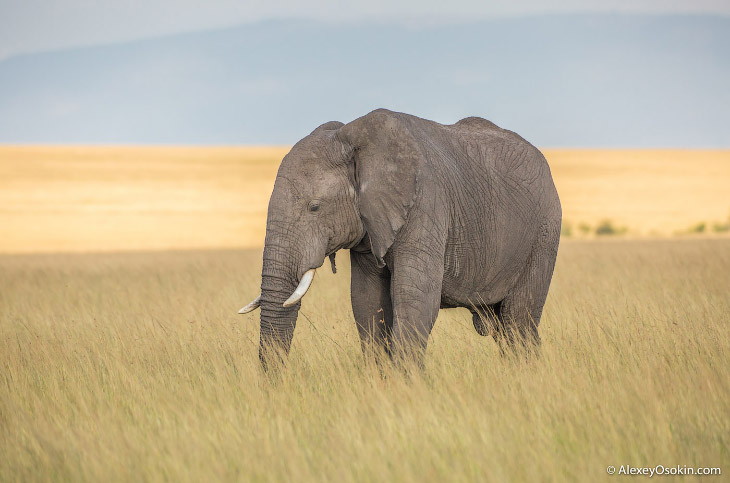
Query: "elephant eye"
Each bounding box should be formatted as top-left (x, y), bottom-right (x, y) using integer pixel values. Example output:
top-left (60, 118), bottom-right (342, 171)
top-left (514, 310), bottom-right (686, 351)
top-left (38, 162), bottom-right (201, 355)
top-left (308, 201), bottom-right (320, 212)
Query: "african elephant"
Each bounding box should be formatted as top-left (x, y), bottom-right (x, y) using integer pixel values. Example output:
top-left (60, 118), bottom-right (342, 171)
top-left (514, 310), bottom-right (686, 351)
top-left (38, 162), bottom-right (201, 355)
top-left (240, 109), bottom-right (561, 367)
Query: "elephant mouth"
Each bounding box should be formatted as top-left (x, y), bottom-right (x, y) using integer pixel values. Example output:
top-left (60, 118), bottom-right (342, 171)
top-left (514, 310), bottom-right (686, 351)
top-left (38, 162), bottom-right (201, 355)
top-left (238, 265), bottom-right (320, 314)
top-left (282, 268), bottom-right (316, 307)
top-left (239, 237), bottom-right (361, 315)
top-left (281, 242), bottom-right (353, 307)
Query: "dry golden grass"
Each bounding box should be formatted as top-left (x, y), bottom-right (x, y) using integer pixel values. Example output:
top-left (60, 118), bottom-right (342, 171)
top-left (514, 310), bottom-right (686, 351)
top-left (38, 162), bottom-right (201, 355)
top-left (1, 239), bottom-right (729, 481)
top-left (1, 146), bottom-right (728, 480)
top-left (1, 147), bottom-right (729, 254)
top-left (544, 149), bottom-right (730, 236)
top-left (0, 146), bottom-right (288, 253)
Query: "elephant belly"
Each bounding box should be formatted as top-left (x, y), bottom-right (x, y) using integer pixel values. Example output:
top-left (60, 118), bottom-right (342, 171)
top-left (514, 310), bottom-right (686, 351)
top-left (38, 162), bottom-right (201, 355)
top-left (440, 228), bottom-right (534, 309)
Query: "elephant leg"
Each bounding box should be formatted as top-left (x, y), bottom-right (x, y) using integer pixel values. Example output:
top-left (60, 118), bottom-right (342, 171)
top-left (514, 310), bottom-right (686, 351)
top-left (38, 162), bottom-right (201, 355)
top-left (350, 251), bottom-right (393, 358)
top-left (389, 247), bottom-right (445, 366)
top-left (470, 302), bottom-right (502, 337)
top-left (494, 226), bottom-right (560, 353)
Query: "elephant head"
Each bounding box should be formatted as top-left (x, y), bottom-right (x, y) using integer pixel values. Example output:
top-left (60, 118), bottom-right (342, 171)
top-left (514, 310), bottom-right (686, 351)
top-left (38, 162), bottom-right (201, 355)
top-left (239, 110), bottom-right (421, 367)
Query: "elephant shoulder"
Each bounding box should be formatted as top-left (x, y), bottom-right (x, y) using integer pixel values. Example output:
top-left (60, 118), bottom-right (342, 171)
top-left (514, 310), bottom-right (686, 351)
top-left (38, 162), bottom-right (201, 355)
top-left (455, 118), bottom-right (537, 155)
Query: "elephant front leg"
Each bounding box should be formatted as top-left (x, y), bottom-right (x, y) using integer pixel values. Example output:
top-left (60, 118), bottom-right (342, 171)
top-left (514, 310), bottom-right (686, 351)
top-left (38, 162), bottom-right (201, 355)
top-left (350, 251), bottom-right (394, 358)
top-left (389, 248), bottom-right (445, 367)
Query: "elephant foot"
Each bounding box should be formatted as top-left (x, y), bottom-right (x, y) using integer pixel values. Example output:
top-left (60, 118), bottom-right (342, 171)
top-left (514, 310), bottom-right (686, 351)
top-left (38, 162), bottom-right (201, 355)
top-left (471, 311), bottom-right (494, 337)
top-left (470, 303), bottom-right (501, 337)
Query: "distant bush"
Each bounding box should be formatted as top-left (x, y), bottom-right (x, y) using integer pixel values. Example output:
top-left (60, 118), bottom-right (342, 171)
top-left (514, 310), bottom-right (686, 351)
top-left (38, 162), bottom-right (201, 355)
top-left (712, 212), bottom-right (730, 233)
top-left (687, 222), bottom-right (706, 234)
top-left (561, 222), bottom-right (572, 238)
top-left (595, 219), bottom-right (627, 236)
top-left (677, 214), bottom-right (730, 235)
top-left (578, 223), bottom-right (592, 235)
top-left (712, 221), bottom-right (730, 233)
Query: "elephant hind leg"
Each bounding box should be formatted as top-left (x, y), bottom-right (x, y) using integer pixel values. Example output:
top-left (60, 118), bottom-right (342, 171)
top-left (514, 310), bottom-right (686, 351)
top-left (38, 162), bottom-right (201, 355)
top-left (493, 223), bottom-right (560, 352)
top-left (470, 300), bottom-right (503, 337)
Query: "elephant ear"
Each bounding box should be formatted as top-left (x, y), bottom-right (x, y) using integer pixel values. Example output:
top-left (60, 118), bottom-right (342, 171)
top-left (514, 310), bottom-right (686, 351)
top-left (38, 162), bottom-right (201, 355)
top-left (338, 110), bottom-right (421, 267)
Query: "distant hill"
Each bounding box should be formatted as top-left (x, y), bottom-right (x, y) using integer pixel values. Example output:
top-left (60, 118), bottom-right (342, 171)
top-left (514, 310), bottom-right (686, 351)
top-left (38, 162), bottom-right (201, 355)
top-left (0, 15), bottom-right (728, 147)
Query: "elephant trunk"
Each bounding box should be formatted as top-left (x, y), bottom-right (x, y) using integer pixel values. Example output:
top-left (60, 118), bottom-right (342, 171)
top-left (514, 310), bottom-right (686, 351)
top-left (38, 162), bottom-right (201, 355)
top-left (258, 245), bottom-right (302, 369)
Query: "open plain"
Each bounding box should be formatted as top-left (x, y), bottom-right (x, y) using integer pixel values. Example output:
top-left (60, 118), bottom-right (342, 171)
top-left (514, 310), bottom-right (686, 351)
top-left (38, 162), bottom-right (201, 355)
top-left (1, 147), bottom-right (728, 481)
top-left (1, 147), bottom-right (729, 253)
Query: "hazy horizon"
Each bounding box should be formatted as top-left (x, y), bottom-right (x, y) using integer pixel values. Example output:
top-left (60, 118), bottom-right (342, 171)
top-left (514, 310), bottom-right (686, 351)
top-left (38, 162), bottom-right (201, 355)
top-left (3, 0), bottom-right (729, 59)
top-left (1, 12), bottom-right (728, 147)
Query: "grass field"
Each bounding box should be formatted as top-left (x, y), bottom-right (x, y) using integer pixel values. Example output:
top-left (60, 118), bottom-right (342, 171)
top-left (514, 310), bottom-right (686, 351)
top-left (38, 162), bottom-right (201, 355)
top-left (1, 240), bottom-right (729, 481)
top-left (1, 147), bottom-right (729, 253)
top-left (0, 146), bottom-right (288, 253)
top-left (546, 149), bottom-right (730, 237)
top-left (1, 146), bottom-right (728, 481)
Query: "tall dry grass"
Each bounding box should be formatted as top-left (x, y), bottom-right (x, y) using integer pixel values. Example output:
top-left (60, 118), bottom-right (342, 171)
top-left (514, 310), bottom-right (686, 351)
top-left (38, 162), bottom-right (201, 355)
top-left (1, 239), bottom-right (728, 481)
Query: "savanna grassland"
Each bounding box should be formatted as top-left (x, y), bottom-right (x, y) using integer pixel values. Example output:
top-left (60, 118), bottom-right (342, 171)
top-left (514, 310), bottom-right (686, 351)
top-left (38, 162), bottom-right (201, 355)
top-left (1, 242), bottom-right (729, 481)
top-left (0, 146), bottom-right (288, 253)
top-left (1, 147), bottom-right (729, 481)
top-left (1, 147), bottom-right (729, 254)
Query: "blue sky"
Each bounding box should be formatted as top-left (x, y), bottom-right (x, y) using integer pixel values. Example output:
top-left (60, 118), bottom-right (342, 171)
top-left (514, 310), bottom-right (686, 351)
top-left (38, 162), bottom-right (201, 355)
top-left (1, 0), bottom-right (728, 59)
top-left (0, 2), bottom-right (728, 146)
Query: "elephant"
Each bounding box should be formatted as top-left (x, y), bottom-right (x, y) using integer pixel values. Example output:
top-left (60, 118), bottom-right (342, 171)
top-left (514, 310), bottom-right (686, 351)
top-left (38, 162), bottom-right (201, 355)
top-left (239, 109), bottom-right (561, 367)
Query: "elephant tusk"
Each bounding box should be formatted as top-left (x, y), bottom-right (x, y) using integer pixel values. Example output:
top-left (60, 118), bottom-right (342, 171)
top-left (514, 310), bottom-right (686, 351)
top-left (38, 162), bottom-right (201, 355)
top-left (238, 295), bottom-right (261, 314)
top-left (283, 269), bottom-right (315, 307)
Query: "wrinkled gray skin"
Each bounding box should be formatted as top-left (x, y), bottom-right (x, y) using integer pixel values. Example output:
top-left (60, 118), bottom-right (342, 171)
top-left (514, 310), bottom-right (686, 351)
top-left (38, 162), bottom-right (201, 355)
top-left (251, 109), bottom-right (561, 368)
